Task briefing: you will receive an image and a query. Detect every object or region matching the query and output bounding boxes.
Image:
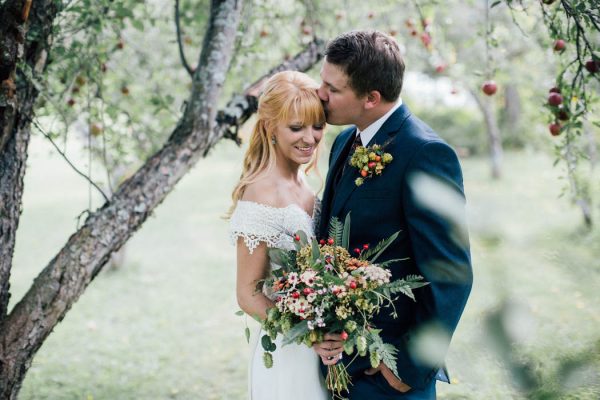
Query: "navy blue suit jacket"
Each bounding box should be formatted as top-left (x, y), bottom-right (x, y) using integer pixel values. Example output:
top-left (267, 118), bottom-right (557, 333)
top-left (318, 104), bottom-right (473, 395)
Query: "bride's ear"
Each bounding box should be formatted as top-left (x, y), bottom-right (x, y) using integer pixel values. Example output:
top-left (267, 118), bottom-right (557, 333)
top-left (364, 91), bottom-right (382, 110)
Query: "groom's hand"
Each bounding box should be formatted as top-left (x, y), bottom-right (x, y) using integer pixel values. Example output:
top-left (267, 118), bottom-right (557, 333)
top-left (365, 363), bottom-right (411, 393)
top-left (313, 333), bottom-right (344, 366)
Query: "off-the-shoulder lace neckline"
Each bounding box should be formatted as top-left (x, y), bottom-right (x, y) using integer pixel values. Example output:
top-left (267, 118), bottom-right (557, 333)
top-left (238, 199), bottom-right (320, 220)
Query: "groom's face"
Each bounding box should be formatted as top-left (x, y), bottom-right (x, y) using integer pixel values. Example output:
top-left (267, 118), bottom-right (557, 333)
top-left (318, 60), bottom-right (364, 126)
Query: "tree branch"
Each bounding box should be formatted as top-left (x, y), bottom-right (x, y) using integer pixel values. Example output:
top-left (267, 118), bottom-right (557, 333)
top-left (32, 119), bottom-right (110, 203)
top-left (175, 0), bottom-right (194, 76)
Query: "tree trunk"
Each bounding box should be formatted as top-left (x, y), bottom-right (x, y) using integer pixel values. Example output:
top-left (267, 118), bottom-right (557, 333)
top-left (472, 89), bottom-right (503, 179)
top-left (0, 0), bottom-right (326, 395)
top-left (0, 0), bottom-right (57, 321)
top-left (503, 83), bottom-right (522, 146)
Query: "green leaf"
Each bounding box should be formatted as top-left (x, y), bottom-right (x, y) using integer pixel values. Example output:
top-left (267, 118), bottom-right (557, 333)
top-left (311, 238), bottom-right (321, 262)
top-left (261, 334), bottom-right (276, 352)
top-left (364, 231), bottom-right (400, 263)
top-left (490, 0), bottom-right (502, 8)
top-left (282, 320), bottom-right (309, 345)
top-left (131, 19), bottom-right (144, 31)
top-left (328, 217), bottom-right (344, 246)
top-left (245, 327), bottom-right (251, 344)
top-left (342, 212), bottom-right (351, 249)
top-left (383, 275), bottom-right (429, 301)
top-left (377, 258), bottom-right (409, 268)
top-left (234, 310), bottom-right (244, 316)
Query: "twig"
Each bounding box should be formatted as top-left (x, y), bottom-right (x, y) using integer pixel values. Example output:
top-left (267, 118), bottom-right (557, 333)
top-left (32, 119), bottom-right (110, 203)
top-left (175, 0), bottom-right (194, 76)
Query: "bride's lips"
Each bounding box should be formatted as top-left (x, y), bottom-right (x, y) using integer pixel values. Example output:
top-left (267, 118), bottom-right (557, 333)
top-left (294, 145), bottom-right (314, 156)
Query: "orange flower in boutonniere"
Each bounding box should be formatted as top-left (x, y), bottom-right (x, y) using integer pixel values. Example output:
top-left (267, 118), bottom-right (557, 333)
top-left (349, 144), bottom-right (393, 186)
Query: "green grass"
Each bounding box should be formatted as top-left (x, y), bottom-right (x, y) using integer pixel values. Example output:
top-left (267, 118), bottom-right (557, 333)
top-left (11, 136), bottom-right (600, 399)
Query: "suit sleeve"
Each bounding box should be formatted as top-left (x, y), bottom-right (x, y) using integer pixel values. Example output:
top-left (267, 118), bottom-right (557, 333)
top-left (393, 140), bottom-right (473, 389)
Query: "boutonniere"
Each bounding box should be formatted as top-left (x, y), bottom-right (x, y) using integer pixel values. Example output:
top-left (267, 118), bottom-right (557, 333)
top-left (349, 144), bottom-right (393, 186)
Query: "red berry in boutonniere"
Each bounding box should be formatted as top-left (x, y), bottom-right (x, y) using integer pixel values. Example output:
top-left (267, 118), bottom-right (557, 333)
top-left (294, 234), bottom-right (301, 241)
top-left (327, 238), bottom-right (334, 245)
top-left (319, 239), bottom-right (326, 245)
top-left (292, 291), bottom-right (300, 299)
top-left (353, 248), bottom-right (361, 255)
top-left (348, 281), bottom-right (357, 289)
top-left (341, 331), bottom-right (349, 340)
top-left (363, 244), bottom-right (369, 250)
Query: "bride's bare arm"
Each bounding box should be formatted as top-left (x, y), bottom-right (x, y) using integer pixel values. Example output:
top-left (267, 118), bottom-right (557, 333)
top-left (236, 238), bottom-right (274, 320)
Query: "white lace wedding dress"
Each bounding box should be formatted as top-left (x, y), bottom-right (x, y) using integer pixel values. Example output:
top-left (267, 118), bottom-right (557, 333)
top-left (229, 200), bottom-right (328, 400)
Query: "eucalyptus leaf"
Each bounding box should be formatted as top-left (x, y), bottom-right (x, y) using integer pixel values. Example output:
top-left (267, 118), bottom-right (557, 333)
top-left (282, 320), bottom-right (309, 345)
top-left (342, 212), bottom-right (351, 249)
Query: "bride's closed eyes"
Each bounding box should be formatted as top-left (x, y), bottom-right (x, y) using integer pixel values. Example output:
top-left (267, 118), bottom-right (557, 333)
top-left (289, 123), bottom-right (325, 132)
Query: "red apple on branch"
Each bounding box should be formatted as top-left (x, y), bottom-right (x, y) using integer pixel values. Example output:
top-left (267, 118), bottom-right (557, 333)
top-left (553, 39), bottom-right (565, 52)
top-left (549, 123), bottom-right (561, 136)
top-left (585, 59), bottom-right (599, 74)
top-left (548, 92), bottom-right (563, 106)
top-left (482, 80), bottom-right (498, 96)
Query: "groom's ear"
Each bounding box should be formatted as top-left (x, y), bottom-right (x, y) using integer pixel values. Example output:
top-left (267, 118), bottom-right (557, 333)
top-left (364, 90), bottom-right (382, 110)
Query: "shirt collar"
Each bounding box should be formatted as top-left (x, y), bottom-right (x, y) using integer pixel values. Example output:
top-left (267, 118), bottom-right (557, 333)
top-left (356, 98), bottom-right (402, 146)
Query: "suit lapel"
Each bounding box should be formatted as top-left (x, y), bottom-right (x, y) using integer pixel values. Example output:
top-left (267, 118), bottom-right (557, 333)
top-left (330, 105), bottom-right (411, 219)
top-left (320, 128), bottom-right (356, 238)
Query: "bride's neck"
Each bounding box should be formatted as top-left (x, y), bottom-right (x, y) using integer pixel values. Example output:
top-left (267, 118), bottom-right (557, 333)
top-left (275, 157), bottom-right (302, 183)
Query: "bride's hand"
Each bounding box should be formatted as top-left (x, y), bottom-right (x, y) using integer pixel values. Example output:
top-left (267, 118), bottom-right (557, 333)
top-left (313, 333), bottom-right (344, 365)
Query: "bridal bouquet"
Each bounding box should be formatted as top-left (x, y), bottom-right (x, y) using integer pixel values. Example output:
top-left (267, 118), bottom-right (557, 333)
top-left (259, 215), bottom-right (428, 399)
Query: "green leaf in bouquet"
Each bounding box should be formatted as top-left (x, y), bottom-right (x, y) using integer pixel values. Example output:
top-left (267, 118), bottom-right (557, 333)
top-left (263, 352), bottom-right (273, 368)
top-left (281, 320), bottom-right (309, 345)
top-left (363, 231), bottom-right (400, 263)
top-left (295, 230), bottom-right (310, 251)
top-left (311, 238), bottom-right (321, 263)
top-left (268, 248), bottom-right (287, 271)
top-left (377, 258), bottom-right (409, 269)
top-left (342, 212), bottom-right (351, 249)
top-left (343, 339), bottom-right (355, 355)
top-left (380, 343), bottom-right (400, 378)
top-left (328, 217), bottom-right (344, 246)
top-left (261, 334), bottom-right (277, 352)
top-left (384, 275), bottom-right (428, 301)
top-left (369, 350), bottom-right (381, 368)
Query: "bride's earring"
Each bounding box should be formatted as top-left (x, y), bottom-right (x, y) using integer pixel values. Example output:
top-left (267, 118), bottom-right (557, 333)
top-left (271, 137), bottom-right (277, 145)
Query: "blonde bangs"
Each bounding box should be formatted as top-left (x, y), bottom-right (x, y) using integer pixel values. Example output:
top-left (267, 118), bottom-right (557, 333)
top-left (280, 88), bottom-right (326, 127)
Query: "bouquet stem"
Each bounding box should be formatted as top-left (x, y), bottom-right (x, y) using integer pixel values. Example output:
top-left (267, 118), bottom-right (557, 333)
top-left (326, 364), bottom-right (351, 399)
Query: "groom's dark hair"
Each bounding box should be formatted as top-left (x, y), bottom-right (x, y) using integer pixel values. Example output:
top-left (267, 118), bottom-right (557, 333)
top-left (324, 30), bottom-right (404, 102)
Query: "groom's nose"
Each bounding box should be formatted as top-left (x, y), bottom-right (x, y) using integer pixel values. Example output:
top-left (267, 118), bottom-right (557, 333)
top-left (317, 85), bottom-right (328, 102)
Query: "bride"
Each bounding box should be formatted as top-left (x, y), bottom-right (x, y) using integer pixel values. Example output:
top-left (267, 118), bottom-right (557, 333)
top-left (228, 71), bottom-right (330, 399)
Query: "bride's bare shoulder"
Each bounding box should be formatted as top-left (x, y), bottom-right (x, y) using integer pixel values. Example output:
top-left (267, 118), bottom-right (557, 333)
top-left (240, 173), bottom-right (283, 207)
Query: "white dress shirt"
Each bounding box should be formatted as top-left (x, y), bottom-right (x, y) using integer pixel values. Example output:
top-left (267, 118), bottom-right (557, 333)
top-left (356, 99), bottom-right (403, 146)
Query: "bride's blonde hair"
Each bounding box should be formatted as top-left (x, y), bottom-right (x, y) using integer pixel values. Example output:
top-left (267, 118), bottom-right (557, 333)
top-left (228, 71), bottom-right (325, 215)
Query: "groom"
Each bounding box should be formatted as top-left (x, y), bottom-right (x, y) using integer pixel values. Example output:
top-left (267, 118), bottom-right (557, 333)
top-left (314, 30), bottom-right (473, 399)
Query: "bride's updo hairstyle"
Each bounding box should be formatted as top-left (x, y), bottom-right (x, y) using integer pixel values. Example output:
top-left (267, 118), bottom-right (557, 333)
top-left (229, 71), bottom-right (325, 213)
